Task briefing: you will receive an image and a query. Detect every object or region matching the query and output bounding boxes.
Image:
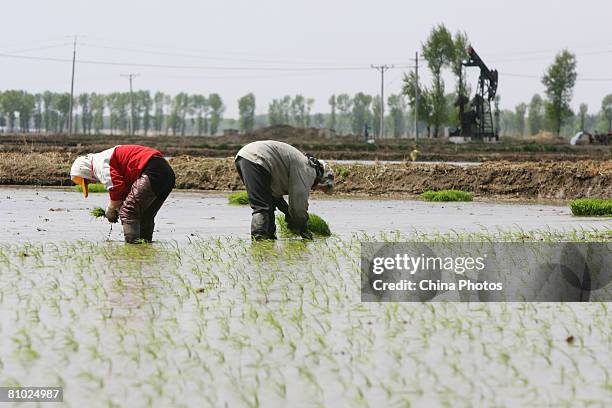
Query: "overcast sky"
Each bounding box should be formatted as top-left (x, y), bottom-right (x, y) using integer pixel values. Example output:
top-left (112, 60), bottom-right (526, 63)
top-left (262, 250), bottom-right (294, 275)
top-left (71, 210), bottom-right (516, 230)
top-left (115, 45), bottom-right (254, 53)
top-left (1, 0), bottom-right (611, 117)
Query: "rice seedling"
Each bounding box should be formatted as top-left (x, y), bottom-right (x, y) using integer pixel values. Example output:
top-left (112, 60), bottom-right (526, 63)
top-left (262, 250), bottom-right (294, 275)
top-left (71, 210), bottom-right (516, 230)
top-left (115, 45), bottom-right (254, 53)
top-left (276, 213), bottom-right (331, 237)
top-left (228, 191), bottom-right (250, 205)
top-left (421, 189), bottom-right (473, 202)
top-left (75, 183), bottom-right (107, 193)
top-left (0, 227), bottom-right (610, 406)
top-left (569, 198), bottom-right (612, 216)
top-left (336, 166), bottom-right (350, 179)
top-left (90, 207), bottom-right (106, 218)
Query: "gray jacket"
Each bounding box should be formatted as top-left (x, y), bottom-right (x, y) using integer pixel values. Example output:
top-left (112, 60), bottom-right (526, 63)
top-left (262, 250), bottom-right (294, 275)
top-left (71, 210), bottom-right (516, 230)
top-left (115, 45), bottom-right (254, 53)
top-left (236, 140), bottom-right (316, 229)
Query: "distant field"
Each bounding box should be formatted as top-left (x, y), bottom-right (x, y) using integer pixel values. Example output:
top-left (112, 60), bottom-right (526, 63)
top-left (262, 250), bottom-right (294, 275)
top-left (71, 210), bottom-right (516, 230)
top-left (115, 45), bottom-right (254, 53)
top-left (1, 127), bottom-right (611, 162)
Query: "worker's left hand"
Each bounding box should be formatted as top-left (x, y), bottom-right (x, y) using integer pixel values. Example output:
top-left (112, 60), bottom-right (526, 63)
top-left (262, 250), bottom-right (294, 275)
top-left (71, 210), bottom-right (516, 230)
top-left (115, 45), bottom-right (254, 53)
top-left (105, 203), bottom-right (119, 223)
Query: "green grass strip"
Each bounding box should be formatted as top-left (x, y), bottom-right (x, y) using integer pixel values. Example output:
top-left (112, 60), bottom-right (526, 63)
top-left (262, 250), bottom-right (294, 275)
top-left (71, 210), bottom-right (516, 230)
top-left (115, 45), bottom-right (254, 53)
top-left (421, 189), bottom-right (473, 202)
top-left (75, 183), bottom-right (107, 193)
top-left (570, 198), bottom-right (612, 216)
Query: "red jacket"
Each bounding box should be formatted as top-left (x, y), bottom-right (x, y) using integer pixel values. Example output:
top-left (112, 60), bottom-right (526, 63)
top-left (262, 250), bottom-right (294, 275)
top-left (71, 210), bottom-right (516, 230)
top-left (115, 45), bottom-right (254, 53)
top-left (90, 145), bottom-right (162, 201)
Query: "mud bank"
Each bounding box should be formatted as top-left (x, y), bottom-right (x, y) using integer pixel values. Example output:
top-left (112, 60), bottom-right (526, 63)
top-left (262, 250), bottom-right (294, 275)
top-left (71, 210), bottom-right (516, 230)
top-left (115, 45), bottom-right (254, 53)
top-left (0, 152), bottom-right (610, 199)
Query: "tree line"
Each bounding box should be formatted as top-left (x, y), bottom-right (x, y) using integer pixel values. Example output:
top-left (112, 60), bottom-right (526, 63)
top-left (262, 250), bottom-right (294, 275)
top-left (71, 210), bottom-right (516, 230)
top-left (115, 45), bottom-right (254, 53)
top-left (0, 90), bottom-right (226, 136)
top-left (0, 89), bottom-right (410, 137)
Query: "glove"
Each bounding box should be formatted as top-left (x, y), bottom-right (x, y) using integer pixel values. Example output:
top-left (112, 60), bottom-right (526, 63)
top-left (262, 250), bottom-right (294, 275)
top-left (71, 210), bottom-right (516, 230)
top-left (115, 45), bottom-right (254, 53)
top-left (300, 229), bottom-right (313, 240)
top-left (105, 203), bottom-right (119, 223)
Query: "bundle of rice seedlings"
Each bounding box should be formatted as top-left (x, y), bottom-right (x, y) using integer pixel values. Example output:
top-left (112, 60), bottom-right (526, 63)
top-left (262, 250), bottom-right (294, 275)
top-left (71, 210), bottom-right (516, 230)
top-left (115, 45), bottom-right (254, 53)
top-left (276, 213), bottom-right (331, 237)
top-left (90, 207), bottom-right (106, 218)
top-left (228, 191), bottom-right (250, 205)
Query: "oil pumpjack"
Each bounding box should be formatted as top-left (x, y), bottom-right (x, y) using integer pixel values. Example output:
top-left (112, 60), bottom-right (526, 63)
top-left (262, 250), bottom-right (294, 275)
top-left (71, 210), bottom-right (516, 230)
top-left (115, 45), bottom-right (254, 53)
top-left (455, 46), bottom-right (499, 141)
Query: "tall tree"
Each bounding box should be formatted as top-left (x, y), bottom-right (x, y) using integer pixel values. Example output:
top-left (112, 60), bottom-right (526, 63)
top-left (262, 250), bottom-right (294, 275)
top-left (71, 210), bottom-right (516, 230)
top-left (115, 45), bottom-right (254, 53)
top-left (421, 24), bottom-right (455, 137)
top-left (402, 71), bottom-right (434, 137)
top-left (90, 93), bottom-right (105, 134)
top-left (514, 103), bottom-right (527, 136)
top-left (268, 99), bottom-right (285, 126)
top-left (602, 94), bottom-right (612, 132)
top-left (42, 91), bottom-right (54, 133)
top-left (18, 92), bottom-right (35, 132)
top-left (290, 95), bottom-right (307, 127)
top-left (351, 92), bottom-right (372, 135)
top-left (168, 93), bottom-right (187, 136)
top-left (451, 30), bottom-right (470, 100)
top-left (312, 113), bottom-right (325, 128)
top-left (78, 93), bottom-right (90, 134)
top-left (53, 93), bottom-right (71, 133)
top-left (494, 95), bottom-right (501, 136)
top-left (336, 94), bottom-right (352, 134)
top-left (388, 94), bottom-right (406, 138)
top-left (33, 93), bottom-right (43, 132)
top-left (371, 95), bottom-right (381, 137)
top-left (191, 95), bottom-right (208, 136)
top-left (542, 50), bottom-right (577, 136)
top-left (238, 93), bottom-right (256, 133)
top-left (139, 91), bottom-right (152, 136)
top-left (0, 90), bottom-right (22, 131)
top-left (208, 93), bottom-right (225, 135)
top-left (153, 92), bottom-right (166, 134)
top-left (327, 95), bottom-right (337, 130)
top-left (527, 94), bottom-right (544, 135)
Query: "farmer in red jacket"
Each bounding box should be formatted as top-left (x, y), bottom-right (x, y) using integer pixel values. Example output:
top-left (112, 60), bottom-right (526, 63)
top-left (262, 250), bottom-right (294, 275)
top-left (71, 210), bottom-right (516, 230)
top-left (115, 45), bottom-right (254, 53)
top-left (70, 145), bottom-right (175, 243)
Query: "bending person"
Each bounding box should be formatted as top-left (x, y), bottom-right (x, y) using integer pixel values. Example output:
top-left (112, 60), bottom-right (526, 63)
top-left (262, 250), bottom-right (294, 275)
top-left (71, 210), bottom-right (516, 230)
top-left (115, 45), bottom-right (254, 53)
top-left (235, 140), bottom-right (334, 240)
top-left (70, 144), bottom-right (175, 243)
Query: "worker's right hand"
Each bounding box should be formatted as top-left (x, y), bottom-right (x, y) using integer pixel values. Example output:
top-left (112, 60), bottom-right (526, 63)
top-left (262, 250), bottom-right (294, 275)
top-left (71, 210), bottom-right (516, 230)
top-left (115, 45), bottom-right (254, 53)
top-left (105, 203), bottom-right (119, 223)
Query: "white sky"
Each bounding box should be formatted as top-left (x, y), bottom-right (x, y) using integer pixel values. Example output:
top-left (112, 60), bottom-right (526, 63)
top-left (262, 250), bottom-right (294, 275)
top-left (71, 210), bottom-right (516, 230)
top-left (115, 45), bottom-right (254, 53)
top-left (1, 0), bottom-right (611, 117)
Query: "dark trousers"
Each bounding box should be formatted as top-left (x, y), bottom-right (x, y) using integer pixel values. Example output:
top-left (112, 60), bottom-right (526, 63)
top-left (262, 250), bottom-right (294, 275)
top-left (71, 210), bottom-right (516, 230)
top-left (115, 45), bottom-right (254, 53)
top-left (235, 157), bottom-right (287, 239)
top-left (119, 157), bottom-right (175, 242)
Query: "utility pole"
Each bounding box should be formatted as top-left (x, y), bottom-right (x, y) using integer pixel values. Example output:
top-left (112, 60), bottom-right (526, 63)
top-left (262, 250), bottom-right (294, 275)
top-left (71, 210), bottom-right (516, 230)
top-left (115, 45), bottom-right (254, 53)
top-left (371, 64), bottom-right (393, 140)
top-left (414, 52), bottom-right (419, 141)
top-left (68, 36), bottom-right (77, 137)
top-left (121, 73), bottom-right (139, 136)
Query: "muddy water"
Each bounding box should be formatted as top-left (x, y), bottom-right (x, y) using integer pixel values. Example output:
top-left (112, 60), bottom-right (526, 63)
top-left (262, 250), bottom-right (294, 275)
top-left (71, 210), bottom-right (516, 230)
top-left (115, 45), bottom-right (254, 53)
top-left (0, 186), bottom-right (610, 242)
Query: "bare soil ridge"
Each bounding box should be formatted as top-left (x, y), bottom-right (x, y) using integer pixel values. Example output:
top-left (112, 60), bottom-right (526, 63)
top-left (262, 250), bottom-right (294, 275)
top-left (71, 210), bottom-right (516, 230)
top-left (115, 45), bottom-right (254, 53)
top-left (1, 152), bottom-right (610, 199)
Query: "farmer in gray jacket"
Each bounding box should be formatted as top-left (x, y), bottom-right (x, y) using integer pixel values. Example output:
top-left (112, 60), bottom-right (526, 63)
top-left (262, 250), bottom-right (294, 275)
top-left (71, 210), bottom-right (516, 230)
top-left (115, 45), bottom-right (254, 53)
top-left (235, 140), bottom-right (334, 240)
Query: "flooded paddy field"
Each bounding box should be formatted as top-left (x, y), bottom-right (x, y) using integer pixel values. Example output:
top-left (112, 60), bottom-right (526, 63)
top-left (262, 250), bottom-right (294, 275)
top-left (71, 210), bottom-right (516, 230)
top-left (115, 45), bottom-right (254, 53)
top-left (1, 187), bottom-right (610, 242)
top-left (1, 187), bottom-right (611, 406)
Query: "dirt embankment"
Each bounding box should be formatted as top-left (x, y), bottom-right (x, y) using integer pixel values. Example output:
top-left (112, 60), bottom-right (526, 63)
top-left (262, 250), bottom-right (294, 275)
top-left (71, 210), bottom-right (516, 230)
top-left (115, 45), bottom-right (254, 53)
top-left (1, 152), bottom-right (610, 199)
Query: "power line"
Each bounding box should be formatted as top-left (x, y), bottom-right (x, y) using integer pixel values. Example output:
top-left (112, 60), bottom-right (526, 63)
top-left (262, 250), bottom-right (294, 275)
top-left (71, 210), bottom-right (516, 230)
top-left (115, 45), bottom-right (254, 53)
top-left (501, 72), bottom-right (612, 81)
top-left (0, 52), bottom-right (377, 72)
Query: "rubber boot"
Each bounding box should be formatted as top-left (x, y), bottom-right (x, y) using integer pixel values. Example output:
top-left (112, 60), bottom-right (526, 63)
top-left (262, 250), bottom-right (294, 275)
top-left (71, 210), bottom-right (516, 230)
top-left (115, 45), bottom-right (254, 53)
top-left (141, 222), bottom-right (155, 243)
top-left (251, 212), bottom-right (275, 241)
top-left (122, 222), bottom-right (141, 244)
